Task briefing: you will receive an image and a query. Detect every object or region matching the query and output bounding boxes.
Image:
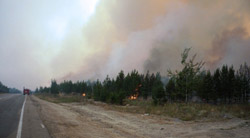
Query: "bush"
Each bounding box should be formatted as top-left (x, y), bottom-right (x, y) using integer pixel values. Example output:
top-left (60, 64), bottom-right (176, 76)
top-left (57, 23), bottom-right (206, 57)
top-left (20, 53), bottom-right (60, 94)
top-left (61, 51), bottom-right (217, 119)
top-left (152, 85), bottom-right (165, 105)
top-left (109, 91), bottom-right (126, 105)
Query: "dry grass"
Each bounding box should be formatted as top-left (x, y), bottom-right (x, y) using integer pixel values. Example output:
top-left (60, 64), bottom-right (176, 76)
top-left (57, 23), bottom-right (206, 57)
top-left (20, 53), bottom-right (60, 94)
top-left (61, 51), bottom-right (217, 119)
top-left (35, 93), bottom-right (83, 103)
top-left (119, 99), bottom-right (250, 121)
top-left (35, 93), bottom-right (250, 121)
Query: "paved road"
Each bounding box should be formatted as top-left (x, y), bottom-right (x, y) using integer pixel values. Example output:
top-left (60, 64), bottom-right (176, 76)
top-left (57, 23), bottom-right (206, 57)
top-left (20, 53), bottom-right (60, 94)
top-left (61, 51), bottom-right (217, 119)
top-left (0, 93), bottom-right (50, 138)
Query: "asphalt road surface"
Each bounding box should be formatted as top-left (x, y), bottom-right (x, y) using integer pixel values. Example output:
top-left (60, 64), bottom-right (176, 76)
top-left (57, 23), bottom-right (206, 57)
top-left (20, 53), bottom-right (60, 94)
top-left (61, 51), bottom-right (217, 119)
top-left (0, 93), bottom-right (50, 138)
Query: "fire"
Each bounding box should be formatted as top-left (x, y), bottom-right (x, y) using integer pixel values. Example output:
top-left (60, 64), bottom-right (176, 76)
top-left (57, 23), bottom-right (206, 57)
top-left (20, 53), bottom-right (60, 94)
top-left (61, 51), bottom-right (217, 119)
top-left (129, 95), bottom-right (137, 100)
top-left (129, 93), bottom-right (139, 100)
top-left (128, 84), bottom-right (142, 100)
top-left (82, 93), bottom-right (86, 97)
top-left (129, 84), bottom-right (142, 100)
top-left (135, 84), bottom-right (142, 91)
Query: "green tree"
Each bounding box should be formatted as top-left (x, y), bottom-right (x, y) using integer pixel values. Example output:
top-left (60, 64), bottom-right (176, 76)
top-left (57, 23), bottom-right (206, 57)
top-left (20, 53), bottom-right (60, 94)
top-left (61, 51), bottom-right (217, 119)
top-left (238, 63), bottom-right (250, 103)
top-left (235, 73), bottom-right (243, 103)
top-left (116, 70), bottom-right (125, 91)
top-left (0, 81), bottom-right (9, 93)
top-left (93, 80), bottom-right (102, 101)
top-left (200, 71), bottom-right (213, 102)
top-left (101, 75), bottom-right (112, 102)
top-left (50, 79), bottom-right (59, 94)
top-left (220, 65), bottom-right (229, 103)
top-left (228, 66), bottom-right (235, 103)
top-left (149, 73), bottom-right (156, 97)
top-left (129, 70), bottom-right (141, 96)
top-left (152, 73), bottom-right (165, 105)
top-left (142, 71), bottom-right (150, 99)
top-left (168, 48), bottom-right (204, 102)
top-left (213, 68), bottom-right (221, 103)
top-left (59, 80), bottom-right (73, 93)
top-left (165, 78), bottom-right (175, 102)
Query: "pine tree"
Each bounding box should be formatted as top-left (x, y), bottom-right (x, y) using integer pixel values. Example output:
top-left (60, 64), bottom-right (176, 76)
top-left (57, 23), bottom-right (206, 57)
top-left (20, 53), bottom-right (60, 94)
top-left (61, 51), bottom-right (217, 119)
top-left (239, 63), bottom-right (250, 103)
top-left (142, 71), bottom-right (150, 99)
top-left (220, 65), bottom-right (229, 103)
top-left (149, 73), bottom-right (156, 97)
top-left (228, 66), bottom-right (235, 103)
top-left (165, 78), bottom-right (175, 102)
top-left (50, 79), bottom-right (59, 94)
top-left (116, 70), bottom-right (125, 91)
top-left (93, 80), bottom-right (102, 101)
top-left (235, 72), bottom-right (243, 103)
top-left (152, 73), bottom-right (165, 105)
top-left (213, 68), bottom-right (221, 103)
top-left (201, 71), bottom-right (213, 102)
top-left (101, 75), bottom-right (112, 102)
top-left (59, 80), bottom-right (73, 93)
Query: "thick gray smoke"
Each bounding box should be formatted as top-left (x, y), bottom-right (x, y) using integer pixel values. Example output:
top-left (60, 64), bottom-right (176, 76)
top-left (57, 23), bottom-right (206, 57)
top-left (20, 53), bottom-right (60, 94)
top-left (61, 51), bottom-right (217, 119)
top-left (207, 27), bottom-right (250, 69)
top-left (141, 0), bottom-right (250, 73)
top-left (1, 0), bottom-right (250, 89)
top-left (70, 0), bottom-right (250, 80)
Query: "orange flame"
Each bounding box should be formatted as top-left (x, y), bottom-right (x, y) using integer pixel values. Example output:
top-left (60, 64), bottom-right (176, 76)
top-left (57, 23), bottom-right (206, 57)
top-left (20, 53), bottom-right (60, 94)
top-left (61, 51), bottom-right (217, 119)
top-left (129, 93), bottom-right (139, 100)
top-left (129, 84), bottom-right (142, 100)
top-left (82, 93), bottom-right (86, 97)
top-left (129, 96), bottom-right (137, 100)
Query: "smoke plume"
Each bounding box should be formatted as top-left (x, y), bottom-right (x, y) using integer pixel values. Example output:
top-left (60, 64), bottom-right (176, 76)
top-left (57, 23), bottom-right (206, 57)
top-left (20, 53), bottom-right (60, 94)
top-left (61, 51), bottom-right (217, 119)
top-left (0, 0), bottom-right (250, 89)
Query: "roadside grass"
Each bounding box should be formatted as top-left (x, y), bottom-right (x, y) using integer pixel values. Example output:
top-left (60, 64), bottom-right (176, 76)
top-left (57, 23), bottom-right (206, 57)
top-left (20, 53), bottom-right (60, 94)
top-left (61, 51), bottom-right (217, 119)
top-left (124, 100), bottom-right (250, 121)
top-left (0, 92), bottom-right (8, 94)
top-left (108, 99), bottom-right (250, 121)
top-left (35, 93), bottom-right (250, 121)
top-left (35, 93), bottom-right (83, 103)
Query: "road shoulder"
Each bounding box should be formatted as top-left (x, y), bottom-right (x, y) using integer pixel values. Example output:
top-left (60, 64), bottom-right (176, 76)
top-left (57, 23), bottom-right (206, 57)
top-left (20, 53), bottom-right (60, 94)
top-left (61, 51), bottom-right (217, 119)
top-left (22, 96), bottom-right (50, 138)
top-left (32, 95), bottom-right (250, 138)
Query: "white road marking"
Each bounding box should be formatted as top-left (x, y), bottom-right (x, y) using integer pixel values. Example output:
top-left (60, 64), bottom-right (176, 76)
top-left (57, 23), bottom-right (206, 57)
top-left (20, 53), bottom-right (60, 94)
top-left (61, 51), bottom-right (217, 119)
top-left (41, 124), bottom-right (45, 128)
top-left (16, 95), bottom-right (27, 138)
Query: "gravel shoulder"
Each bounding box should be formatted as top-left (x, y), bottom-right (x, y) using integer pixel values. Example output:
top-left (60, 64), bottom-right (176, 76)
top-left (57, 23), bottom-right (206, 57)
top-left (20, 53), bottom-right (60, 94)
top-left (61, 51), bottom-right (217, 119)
top-left (31, 96), bottom-right (250, 138)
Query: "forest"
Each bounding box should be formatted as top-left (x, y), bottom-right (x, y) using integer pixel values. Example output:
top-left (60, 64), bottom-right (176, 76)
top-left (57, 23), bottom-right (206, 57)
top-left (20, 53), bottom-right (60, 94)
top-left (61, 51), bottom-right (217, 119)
top-left (36, 48), bottom-right (250, 105)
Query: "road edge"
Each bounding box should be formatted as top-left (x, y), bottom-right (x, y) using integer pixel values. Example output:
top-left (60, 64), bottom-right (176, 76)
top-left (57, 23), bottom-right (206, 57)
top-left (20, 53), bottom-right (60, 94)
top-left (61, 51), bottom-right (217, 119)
top-left (16, 95), bottom-right (26, 138)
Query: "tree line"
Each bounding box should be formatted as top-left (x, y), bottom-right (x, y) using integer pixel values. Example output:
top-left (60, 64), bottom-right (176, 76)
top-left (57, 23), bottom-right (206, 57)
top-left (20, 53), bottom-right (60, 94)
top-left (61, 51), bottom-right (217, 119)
top-left (166, 48), bottom-right (250, 104)
top-left (36, 48), bottom-right (250, 105)
top-left (36, 70), bottom-right (161, 105)
top-left (0, 81), bottom-right (9, 93)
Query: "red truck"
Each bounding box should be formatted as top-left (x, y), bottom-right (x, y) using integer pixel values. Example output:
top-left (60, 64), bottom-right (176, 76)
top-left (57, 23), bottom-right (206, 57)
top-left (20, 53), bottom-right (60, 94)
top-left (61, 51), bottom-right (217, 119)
top-left (23, 88), bottom-right (30, 95)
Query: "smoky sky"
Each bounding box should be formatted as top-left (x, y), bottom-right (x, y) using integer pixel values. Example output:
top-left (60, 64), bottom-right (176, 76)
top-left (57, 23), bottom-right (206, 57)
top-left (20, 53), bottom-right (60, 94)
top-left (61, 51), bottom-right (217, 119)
top-left (0, 0), bottom-right (250, 90)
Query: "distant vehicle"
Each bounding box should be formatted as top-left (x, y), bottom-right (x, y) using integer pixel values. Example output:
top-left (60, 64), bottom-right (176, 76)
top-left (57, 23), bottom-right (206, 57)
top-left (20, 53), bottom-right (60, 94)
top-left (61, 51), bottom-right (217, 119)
top-left (23, 88), bottom-right (30, 95)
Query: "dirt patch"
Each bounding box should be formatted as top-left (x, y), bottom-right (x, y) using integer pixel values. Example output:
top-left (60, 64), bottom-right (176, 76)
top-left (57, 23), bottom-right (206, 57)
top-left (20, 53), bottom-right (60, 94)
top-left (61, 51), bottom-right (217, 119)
top-left (31, 96), bottom-right (250, 138)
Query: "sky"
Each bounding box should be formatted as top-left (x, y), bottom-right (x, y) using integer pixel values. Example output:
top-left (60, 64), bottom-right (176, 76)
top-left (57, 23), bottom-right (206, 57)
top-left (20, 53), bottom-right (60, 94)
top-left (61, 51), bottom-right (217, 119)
top-left (0, 0), bottom-right (250, 90)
